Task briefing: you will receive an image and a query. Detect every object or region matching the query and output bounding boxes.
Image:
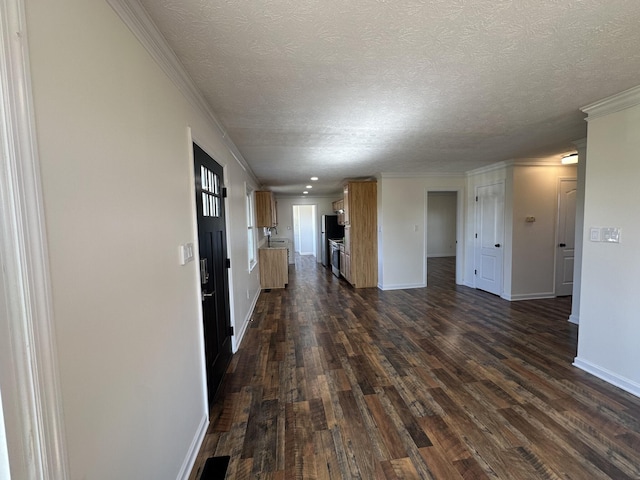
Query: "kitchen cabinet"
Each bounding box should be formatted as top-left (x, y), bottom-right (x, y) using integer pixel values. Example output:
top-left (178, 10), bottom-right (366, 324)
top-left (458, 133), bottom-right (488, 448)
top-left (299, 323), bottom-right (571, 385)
top-left (332, 199), bottom-right (345, 226)
top-left (340, 242), bottom-right (351, 283)
top-left (343, 184), bottom-right (350, 225)
top-left (259, 247), bottom-right (288, 288)
top-left (255, 191), bottom-right (277, 227)
top-left (342, 181), bottom-right (377, 288)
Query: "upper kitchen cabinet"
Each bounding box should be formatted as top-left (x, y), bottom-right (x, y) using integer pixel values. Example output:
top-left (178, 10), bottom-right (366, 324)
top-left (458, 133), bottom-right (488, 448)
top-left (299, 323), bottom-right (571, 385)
top-left (255, 190), bottom-right (277, 227)
top-left (343, 184), bottom-right (350, 225)
top-left (332, 198), bottom-right (345, 225)
top-left (343, 181), bottom-right (377, 288)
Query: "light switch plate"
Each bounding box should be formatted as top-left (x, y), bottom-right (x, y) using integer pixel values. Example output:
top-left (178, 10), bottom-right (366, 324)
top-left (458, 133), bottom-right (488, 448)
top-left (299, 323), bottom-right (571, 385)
top-left (590, 228), bottom-right (600, 242)
top-left (180, 243), bottom-right (195, 265)
top-left (602, 227), bottom-right (621, 243)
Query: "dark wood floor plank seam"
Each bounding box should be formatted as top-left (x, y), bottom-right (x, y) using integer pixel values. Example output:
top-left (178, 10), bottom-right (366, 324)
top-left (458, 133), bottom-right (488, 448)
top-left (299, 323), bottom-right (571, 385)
top-left (188, 256), bottom-right (640, 480)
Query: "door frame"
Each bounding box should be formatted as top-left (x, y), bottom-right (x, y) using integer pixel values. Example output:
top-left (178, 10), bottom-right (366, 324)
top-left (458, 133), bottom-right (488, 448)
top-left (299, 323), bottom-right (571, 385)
top-left (554, 176), bottom-right (578, 296)
top-left (189, 133), bottom-right (238, 402)
top-left (424, 187), bottom-right (464, 286)
top-left (473, 181), bottom-right (505, 296)
top-left (0, 0), bottom-right (69, 476)
top-left (292, 204), bottom-right (318, 257)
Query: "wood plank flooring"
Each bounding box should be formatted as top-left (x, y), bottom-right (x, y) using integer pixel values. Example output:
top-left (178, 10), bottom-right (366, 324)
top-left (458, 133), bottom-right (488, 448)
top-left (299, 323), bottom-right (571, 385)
top-left (189, 256), bottom-right (640, 479)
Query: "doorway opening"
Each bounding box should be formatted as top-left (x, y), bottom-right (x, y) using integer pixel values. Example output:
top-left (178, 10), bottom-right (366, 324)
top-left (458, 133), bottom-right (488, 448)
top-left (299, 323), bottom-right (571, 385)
top-left (425, 189), bottom-right (463, 287)
top-left (292, 205), bottom-right (318, 263)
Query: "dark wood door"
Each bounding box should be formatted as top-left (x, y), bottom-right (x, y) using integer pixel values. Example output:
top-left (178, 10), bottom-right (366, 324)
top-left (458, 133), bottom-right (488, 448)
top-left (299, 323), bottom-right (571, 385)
top-left (193, 143), bottom-right (232, 405)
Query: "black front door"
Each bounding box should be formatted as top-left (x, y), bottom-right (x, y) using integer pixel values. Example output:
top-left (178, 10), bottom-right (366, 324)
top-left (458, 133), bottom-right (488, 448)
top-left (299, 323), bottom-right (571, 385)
top-left (193, 143), bottom-right (233, 405)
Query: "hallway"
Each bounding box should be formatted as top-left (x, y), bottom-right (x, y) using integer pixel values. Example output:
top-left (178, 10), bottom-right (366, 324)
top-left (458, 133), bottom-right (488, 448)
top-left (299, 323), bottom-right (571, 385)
top-left (190, 257), bottom-right (640, 479)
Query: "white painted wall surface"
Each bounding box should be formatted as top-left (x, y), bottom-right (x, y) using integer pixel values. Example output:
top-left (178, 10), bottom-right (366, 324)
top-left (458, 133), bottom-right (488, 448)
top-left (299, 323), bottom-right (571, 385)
top-left (293, 205), bottom-right (316, 255)
top-left (274, 196), bottom-right (336, 262)
top-left (576, 100), bottom-right (640, 395)
top-left (427, 192), bottom-right (457, 257)
top-left (466, 162), bottom-right (577, 300)
top-left (0, 387), bottom-right (9, 479)
top-left (569, 140), bottom-right (587, 324)
top-left (24, 0), bottom-right (260, 478)
top-left (510, 165), bottom-right (577, 299)
top-left (379, 175), bottom-right (465, 290)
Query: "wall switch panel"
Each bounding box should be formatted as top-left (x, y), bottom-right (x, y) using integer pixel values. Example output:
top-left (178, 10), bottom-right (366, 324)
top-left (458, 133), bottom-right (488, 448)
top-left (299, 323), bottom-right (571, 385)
top-left (590, 228), bottom-right (601, 242)
top-left (180, 243), bottom-right (195, 265)
top-left (602, 227), bottom-right (621, 243)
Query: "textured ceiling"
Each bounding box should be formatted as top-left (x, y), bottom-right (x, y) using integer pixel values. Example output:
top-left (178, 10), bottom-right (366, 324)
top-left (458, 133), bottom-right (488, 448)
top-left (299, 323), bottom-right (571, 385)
top-left (139, 0), bottom-right (640, 195)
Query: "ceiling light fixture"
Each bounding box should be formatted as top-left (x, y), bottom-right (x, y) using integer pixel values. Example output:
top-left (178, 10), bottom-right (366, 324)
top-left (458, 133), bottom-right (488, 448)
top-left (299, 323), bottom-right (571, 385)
top-left (561, 153), bottom-right (578, 164)
top-left (303, 191), bottom-right (308, 194)
top-left (306, 185), bottom-right (312, 189)
top-left (310, 177), bottom-right (318, 181)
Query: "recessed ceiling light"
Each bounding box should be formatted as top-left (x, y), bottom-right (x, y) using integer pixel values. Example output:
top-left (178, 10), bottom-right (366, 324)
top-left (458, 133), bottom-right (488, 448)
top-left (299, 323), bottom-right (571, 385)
top-left (303, 191), bottom-right (309, 194)
top-left (310, 177), bottom-right (318, 181)
top-left (306, 185), bottom-right (313, 188)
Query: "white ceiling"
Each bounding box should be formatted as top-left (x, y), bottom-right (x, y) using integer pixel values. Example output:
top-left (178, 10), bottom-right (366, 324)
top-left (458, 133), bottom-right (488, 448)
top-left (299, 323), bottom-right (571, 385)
top-left (139, 0), bottom-right (640, 196)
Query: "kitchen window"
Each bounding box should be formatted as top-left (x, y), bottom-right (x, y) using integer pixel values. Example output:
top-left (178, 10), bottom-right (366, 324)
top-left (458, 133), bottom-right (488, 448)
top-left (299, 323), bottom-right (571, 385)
top-left (246, 185), bottom-right (257, 270)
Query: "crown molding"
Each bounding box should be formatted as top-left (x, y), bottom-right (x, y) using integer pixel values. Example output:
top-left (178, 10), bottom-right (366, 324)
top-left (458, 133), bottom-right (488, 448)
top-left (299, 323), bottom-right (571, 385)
top-left (380, 172), bottom-right (466, 179)
top-left (572, 138), bottom-right (587, 149)
top-left (581, 84), bottom-right (640, 121)
top-left (465, 157), bottom-right (575, 177)
top-left (106, 0), bottom-right (258, 183)
top-left (466, 161), bottom-right (509, 176)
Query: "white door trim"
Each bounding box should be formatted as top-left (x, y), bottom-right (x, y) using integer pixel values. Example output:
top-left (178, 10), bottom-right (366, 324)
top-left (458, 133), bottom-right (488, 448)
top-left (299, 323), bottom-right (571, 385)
top-left (424, 187), bottom-right (464, 286)
top-left (474, 181), bottom-right (505, 296)
top-left (554, 177), bottom-right (577, 297)
top-left (0, 1), bottom-right (69, 478)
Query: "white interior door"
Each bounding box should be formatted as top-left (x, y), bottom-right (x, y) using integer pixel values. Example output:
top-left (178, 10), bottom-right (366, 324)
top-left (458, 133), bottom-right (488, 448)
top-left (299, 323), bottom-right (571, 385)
top-left (475, 182), bottom-right (505, 296)
top-left (555, 178), bottom-right (577, 296)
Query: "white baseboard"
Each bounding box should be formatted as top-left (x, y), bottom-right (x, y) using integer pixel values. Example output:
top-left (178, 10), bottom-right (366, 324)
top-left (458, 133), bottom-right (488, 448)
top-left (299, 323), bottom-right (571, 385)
top-left (178, 288), bottom-right (260, 478)
top-left (463, 280), bottom-right (475, 288)
top-left (379, 282), bottom-right (426, 291)
top-left (232, 288), bottom-right (260, 353)
top-left (426, 254), bottom-right (456, 258)
top-left (568, 314), bottom-right (580, 325)
top-left (177, 414), bottom-right (209, 480)
top-left (503, 292), bottom-right (556, 301)
top-left (573, 357), bottom-right (640, 399)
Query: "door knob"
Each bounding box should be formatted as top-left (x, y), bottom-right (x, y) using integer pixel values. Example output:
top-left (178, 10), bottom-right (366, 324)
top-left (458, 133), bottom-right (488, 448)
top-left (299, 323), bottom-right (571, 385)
top-left (494, 243), bottom-right (501, 248)
top-left (559, 243), bottom-right (566, 247)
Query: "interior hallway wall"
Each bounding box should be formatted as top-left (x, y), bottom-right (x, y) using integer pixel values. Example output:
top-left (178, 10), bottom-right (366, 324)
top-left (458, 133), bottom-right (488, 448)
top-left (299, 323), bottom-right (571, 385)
top-left (427, 192), bottom-right (457, 257)
top-left (575, 87), bottom-right (640, 397)
top-left (274, 196), bottom-right (337, 262)
top-left (23, 0), bottom-right (260, 478)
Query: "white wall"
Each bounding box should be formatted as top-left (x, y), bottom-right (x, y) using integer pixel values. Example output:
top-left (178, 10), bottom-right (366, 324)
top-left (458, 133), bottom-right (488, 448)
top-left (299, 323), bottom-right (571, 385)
top-left (379, 175), bottom-right (466, 290)
top-left (24, 1), bottom-right (260, 478)
top-left (294, 205), bottom-right (316, 255)
top-left (427, 192), bottom-right (457, 257)
top-left (569, 139), bottom-right (587, 324)
top-left (466, 162), bottom-right (577, 300)
top-left (275, 196), bottom-right (337, 261)
top-left (510, 164), bottom-right (577, 300)
top-left (0, 387), bottom-right (8, 480)
top-left (575, 92), bottom-right (640, 396)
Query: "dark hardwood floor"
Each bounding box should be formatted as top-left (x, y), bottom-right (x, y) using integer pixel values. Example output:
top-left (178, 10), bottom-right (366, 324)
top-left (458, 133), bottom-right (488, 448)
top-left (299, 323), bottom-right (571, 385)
top-left (189, 256), bottom-right (640, 479)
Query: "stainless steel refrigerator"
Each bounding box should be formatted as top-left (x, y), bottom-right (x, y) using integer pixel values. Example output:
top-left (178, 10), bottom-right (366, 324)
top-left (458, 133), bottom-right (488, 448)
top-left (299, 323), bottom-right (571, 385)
top-left (321, 214), bottom-right (344, 267)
